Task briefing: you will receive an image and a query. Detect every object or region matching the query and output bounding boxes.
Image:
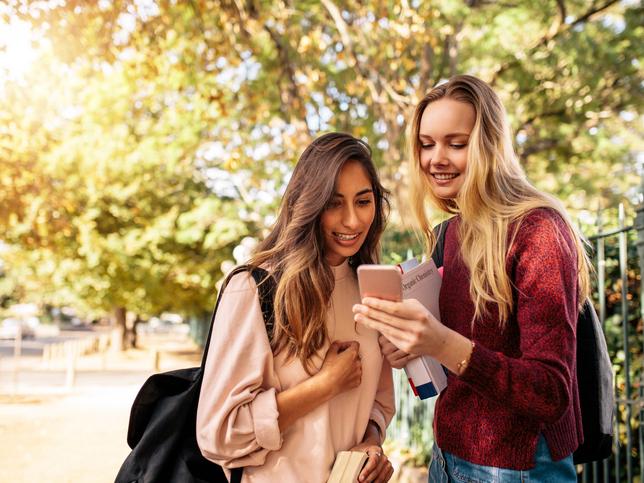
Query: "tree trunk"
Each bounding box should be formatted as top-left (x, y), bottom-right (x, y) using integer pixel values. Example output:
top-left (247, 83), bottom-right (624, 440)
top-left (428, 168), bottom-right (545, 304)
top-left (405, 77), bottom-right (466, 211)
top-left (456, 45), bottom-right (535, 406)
top-left (113, 306), bottom-right (127, 351)
top-left (131, 315), bottom-right (142, 349)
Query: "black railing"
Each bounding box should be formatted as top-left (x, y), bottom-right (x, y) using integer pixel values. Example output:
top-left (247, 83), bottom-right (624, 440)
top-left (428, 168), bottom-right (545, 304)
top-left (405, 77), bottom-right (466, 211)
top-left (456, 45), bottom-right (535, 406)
top-left (581, 203), bottom-right (643, 482)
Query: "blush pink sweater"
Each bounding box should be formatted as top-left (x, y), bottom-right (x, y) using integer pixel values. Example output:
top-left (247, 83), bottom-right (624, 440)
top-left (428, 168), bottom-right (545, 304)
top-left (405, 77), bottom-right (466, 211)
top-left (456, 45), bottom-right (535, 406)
top-left (196, 260), bottom-right (395, 482)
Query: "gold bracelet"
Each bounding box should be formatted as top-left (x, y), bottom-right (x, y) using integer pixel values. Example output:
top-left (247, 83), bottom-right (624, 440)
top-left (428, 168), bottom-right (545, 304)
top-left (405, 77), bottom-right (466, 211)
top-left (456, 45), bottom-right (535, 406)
top-left (456, 341), bottom-right (475, 375)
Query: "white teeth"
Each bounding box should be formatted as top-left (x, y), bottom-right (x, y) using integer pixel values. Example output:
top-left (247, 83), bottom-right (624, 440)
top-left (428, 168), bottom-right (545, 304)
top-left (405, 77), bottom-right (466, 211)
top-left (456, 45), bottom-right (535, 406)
top-left (433, 173), bottom-right (458, 180)
top-left (334, 233), bottom-right (359, 241)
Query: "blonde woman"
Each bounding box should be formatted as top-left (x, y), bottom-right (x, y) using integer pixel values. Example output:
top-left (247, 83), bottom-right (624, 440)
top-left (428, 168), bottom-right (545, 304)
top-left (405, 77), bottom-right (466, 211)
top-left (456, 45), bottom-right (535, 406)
top-left (354, 75), bottom-right (589, 481)
top-left (197, 133), bottom-right (395, 482)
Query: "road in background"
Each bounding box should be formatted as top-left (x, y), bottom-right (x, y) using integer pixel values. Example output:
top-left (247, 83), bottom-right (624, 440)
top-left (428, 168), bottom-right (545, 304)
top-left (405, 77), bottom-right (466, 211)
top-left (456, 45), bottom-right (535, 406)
top-left (0, 331), bottom-right (201, 483)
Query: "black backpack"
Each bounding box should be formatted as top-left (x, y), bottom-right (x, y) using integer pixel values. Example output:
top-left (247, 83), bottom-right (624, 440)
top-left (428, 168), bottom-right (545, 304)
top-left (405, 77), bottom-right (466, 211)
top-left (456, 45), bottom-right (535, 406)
top-left (432, 219), bottom-right (614, 465)
top-left (115, 266), bottom-right (275, 483)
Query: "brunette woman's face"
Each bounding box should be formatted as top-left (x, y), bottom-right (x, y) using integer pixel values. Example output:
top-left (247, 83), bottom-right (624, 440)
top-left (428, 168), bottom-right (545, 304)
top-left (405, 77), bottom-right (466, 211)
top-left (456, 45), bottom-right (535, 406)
top-left (320, 160), bottom-right (376, 267)
top-left (418, 98), bottom-right (475, 199)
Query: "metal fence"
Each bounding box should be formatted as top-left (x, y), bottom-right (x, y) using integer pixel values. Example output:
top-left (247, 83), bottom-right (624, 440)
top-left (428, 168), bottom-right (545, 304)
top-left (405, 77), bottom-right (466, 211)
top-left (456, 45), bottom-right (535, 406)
top-left (387, 204), bottom-right (644, 481)
top-left (581, 203), bottom-right (644, 483)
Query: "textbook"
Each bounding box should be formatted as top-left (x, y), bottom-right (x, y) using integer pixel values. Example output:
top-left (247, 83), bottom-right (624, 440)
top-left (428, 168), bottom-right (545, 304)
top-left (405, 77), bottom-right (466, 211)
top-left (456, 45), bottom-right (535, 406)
top-left (398, 258), bottom-right (448, 399)
top-left (327, 451), bottom-right (368, 483)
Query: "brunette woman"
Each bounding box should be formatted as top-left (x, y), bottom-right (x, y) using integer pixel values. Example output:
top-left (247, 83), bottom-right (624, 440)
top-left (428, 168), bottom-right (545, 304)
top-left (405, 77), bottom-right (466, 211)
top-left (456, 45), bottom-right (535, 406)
top-left (197, 132), bottom-right (395, 482)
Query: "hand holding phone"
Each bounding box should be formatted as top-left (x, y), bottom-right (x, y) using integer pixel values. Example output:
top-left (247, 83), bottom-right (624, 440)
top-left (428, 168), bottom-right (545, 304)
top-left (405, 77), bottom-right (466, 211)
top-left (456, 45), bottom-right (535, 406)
top-left (356, 265), bottom-right (402, 302)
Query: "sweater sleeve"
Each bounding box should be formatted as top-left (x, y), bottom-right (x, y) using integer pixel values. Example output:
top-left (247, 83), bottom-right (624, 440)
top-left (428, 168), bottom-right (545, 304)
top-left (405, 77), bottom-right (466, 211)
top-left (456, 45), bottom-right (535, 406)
top-left (459, 212), bottom-right (578, 424)
top-left (196, 272), bottom-right (282, 469)
top-left (368, 359), bottom-right (395, 443)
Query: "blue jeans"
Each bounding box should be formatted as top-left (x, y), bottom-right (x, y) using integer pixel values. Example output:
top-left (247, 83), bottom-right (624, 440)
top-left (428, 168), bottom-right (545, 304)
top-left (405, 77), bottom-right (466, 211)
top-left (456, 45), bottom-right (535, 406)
top-left (428, 435), bottom-right (576, 482)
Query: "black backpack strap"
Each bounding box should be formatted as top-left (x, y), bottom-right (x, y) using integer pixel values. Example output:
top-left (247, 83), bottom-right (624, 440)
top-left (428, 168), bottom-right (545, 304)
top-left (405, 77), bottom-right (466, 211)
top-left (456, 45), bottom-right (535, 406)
top-left (249, 267), bottom-right (276, 341)
top-left (200, 266), bottom-right (277, 483)
top-left (200, 265), bottom-right (276, 369)
top-left (230, 467), bottom-right (243, 483)
top-left (431, 218), bottom-right (453, 268)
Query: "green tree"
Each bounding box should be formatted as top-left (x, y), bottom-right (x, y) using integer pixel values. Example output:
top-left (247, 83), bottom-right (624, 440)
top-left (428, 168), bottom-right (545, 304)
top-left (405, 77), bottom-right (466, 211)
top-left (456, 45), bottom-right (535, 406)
top-left (0, 0), bottom-right (641, 346)
top-left (0, 16), bottom-right (253, 346)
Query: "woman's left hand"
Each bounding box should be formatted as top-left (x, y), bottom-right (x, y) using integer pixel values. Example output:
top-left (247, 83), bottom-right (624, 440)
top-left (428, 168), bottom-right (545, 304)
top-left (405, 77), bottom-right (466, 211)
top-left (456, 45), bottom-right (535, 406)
top-left (348, 442), bottom-right (394, 482)
top-left (353, 298), bottom-right (448, 357)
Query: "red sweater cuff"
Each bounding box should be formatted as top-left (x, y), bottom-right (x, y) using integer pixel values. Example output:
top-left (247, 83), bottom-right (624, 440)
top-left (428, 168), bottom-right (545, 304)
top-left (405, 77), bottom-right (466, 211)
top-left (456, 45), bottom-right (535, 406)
top-left (458, 341), bottom-right (500, 386)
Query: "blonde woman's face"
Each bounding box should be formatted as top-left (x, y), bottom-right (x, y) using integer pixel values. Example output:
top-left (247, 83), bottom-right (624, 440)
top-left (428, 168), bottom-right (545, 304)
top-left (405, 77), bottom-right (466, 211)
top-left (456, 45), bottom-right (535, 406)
top-left (418, 98), bottom-right (475, 199)
top-left (320, 160), bottom-right (376, 267)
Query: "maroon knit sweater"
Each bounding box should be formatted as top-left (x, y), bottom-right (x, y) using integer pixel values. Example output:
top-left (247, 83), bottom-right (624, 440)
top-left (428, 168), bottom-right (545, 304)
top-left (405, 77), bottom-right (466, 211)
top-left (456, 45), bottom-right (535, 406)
top-left (434, 208), bottom-right (583, 470)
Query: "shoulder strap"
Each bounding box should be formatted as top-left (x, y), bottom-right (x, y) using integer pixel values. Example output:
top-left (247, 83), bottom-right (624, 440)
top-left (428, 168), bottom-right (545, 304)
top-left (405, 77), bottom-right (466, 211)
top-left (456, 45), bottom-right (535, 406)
top-left (200, 265), bottom-right (276, 371)
top-left (431, 218), bottom-right (453, 268)
top-left (249, 267), bottom-right (276, 340)
top-left (198, 266), bottom-right (275, 483)
top-left (230, 467), bottom-right (243, 483)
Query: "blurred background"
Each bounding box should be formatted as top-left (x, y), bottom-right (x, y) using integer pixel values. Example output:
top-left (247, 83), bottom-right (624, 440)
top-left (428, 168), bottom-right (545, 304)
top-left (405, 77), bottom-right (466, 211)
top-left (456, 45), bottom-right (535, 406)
top-left (0, 0), bottom-right (642, 482)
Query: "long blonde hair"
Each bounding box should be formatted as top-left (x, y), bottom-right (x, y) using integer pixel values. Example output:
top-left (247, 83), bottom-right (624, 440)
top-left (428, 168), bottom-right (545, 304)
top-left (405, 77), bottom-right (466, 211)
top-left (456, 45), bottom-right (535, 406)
top-left (409, 75), bottom-right (590, 324)
top-left (249, 133), bottom-right (389, 372)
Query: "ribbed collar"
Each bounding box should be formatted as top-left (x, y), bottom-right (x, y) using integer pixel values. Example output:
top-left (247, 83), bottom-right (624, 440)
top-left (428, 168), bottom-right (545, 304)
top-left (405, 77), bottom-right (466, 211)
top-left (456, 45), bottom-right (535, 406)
top-left (330, 259), bottom-right (352, 281)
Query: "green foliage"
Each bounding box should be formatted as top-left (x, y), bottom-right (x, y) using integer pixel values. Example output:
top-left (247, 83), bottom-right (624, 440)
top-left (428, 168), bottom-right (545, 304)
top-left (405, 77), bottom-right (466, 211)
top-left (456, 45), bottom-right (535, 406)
top-left (0, 23), bottom-right (253, 318)
top-left (381, 228), bottom-right (424, 265)
top-left (0, 1), bottom-right (642, 327)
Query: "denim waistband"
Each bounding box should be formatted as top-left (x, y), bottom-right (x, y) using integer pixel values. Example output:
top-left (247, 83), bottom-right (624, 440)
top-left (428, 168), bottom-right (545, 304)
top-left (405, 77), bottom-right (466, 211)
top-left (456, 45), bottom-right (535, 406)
top-left (429, 436), bottom-right (576, 482)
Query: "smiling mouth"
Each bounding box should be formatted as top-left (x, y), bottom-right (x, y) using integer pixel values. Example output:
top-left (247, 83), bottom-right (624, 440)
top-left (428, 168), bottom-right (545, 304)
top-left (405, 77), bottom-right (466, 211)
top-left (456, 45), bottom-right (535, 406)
top-left (333, 232), bottom-right (360, 241)
top-left (432, 173), bottom-right (459, 180)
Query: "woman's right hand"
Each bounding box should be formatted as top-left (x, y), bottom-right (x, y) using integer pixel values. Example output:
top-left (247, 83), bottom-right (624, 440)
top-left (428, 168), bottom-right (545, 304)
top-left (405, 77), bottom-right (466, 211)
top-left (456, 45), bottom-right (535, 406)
top-left (317, 340), bottom-right (362, 397)
top-left (379, 335), bottom-right (416, 369)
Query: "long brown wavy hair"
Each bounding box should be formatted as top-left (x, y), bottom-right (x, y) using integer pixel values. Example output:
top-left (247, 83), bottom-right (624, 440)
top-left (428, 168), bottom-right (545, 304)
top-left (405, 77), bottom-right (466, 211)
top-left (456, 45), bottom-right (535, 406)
top-left (249, 132), bottom-right (390, 372)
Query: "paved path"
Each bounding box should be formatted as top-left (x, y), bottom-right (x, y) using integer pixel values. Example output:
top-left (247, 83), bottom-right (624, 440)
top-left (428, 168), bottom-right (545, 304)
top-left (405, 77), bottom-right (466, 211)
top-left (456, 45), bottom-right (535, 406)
top-left (0, 340), bottom-right (201, 483)
top-left (0, 336), bottom-right (428, 482)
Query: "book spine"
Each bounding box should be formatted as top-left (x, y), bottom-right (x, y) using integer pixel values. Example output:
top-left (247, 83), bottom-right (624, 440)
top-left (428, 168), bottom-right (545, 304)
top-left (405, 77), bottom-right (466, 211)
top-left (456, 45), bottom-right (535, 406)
top-left (404, 357), bottom-right (438, 399)
top-left (420, 355), bottom-right (448, 395)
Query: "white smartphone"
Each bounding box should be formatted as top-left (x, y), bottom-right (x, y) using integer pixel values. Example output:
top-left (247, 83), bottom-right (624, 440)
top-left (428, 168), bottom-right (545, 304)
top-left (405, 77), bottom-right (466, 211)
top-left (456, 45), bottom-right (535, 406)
top-left (356, 264), bottom-right (403, 302)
